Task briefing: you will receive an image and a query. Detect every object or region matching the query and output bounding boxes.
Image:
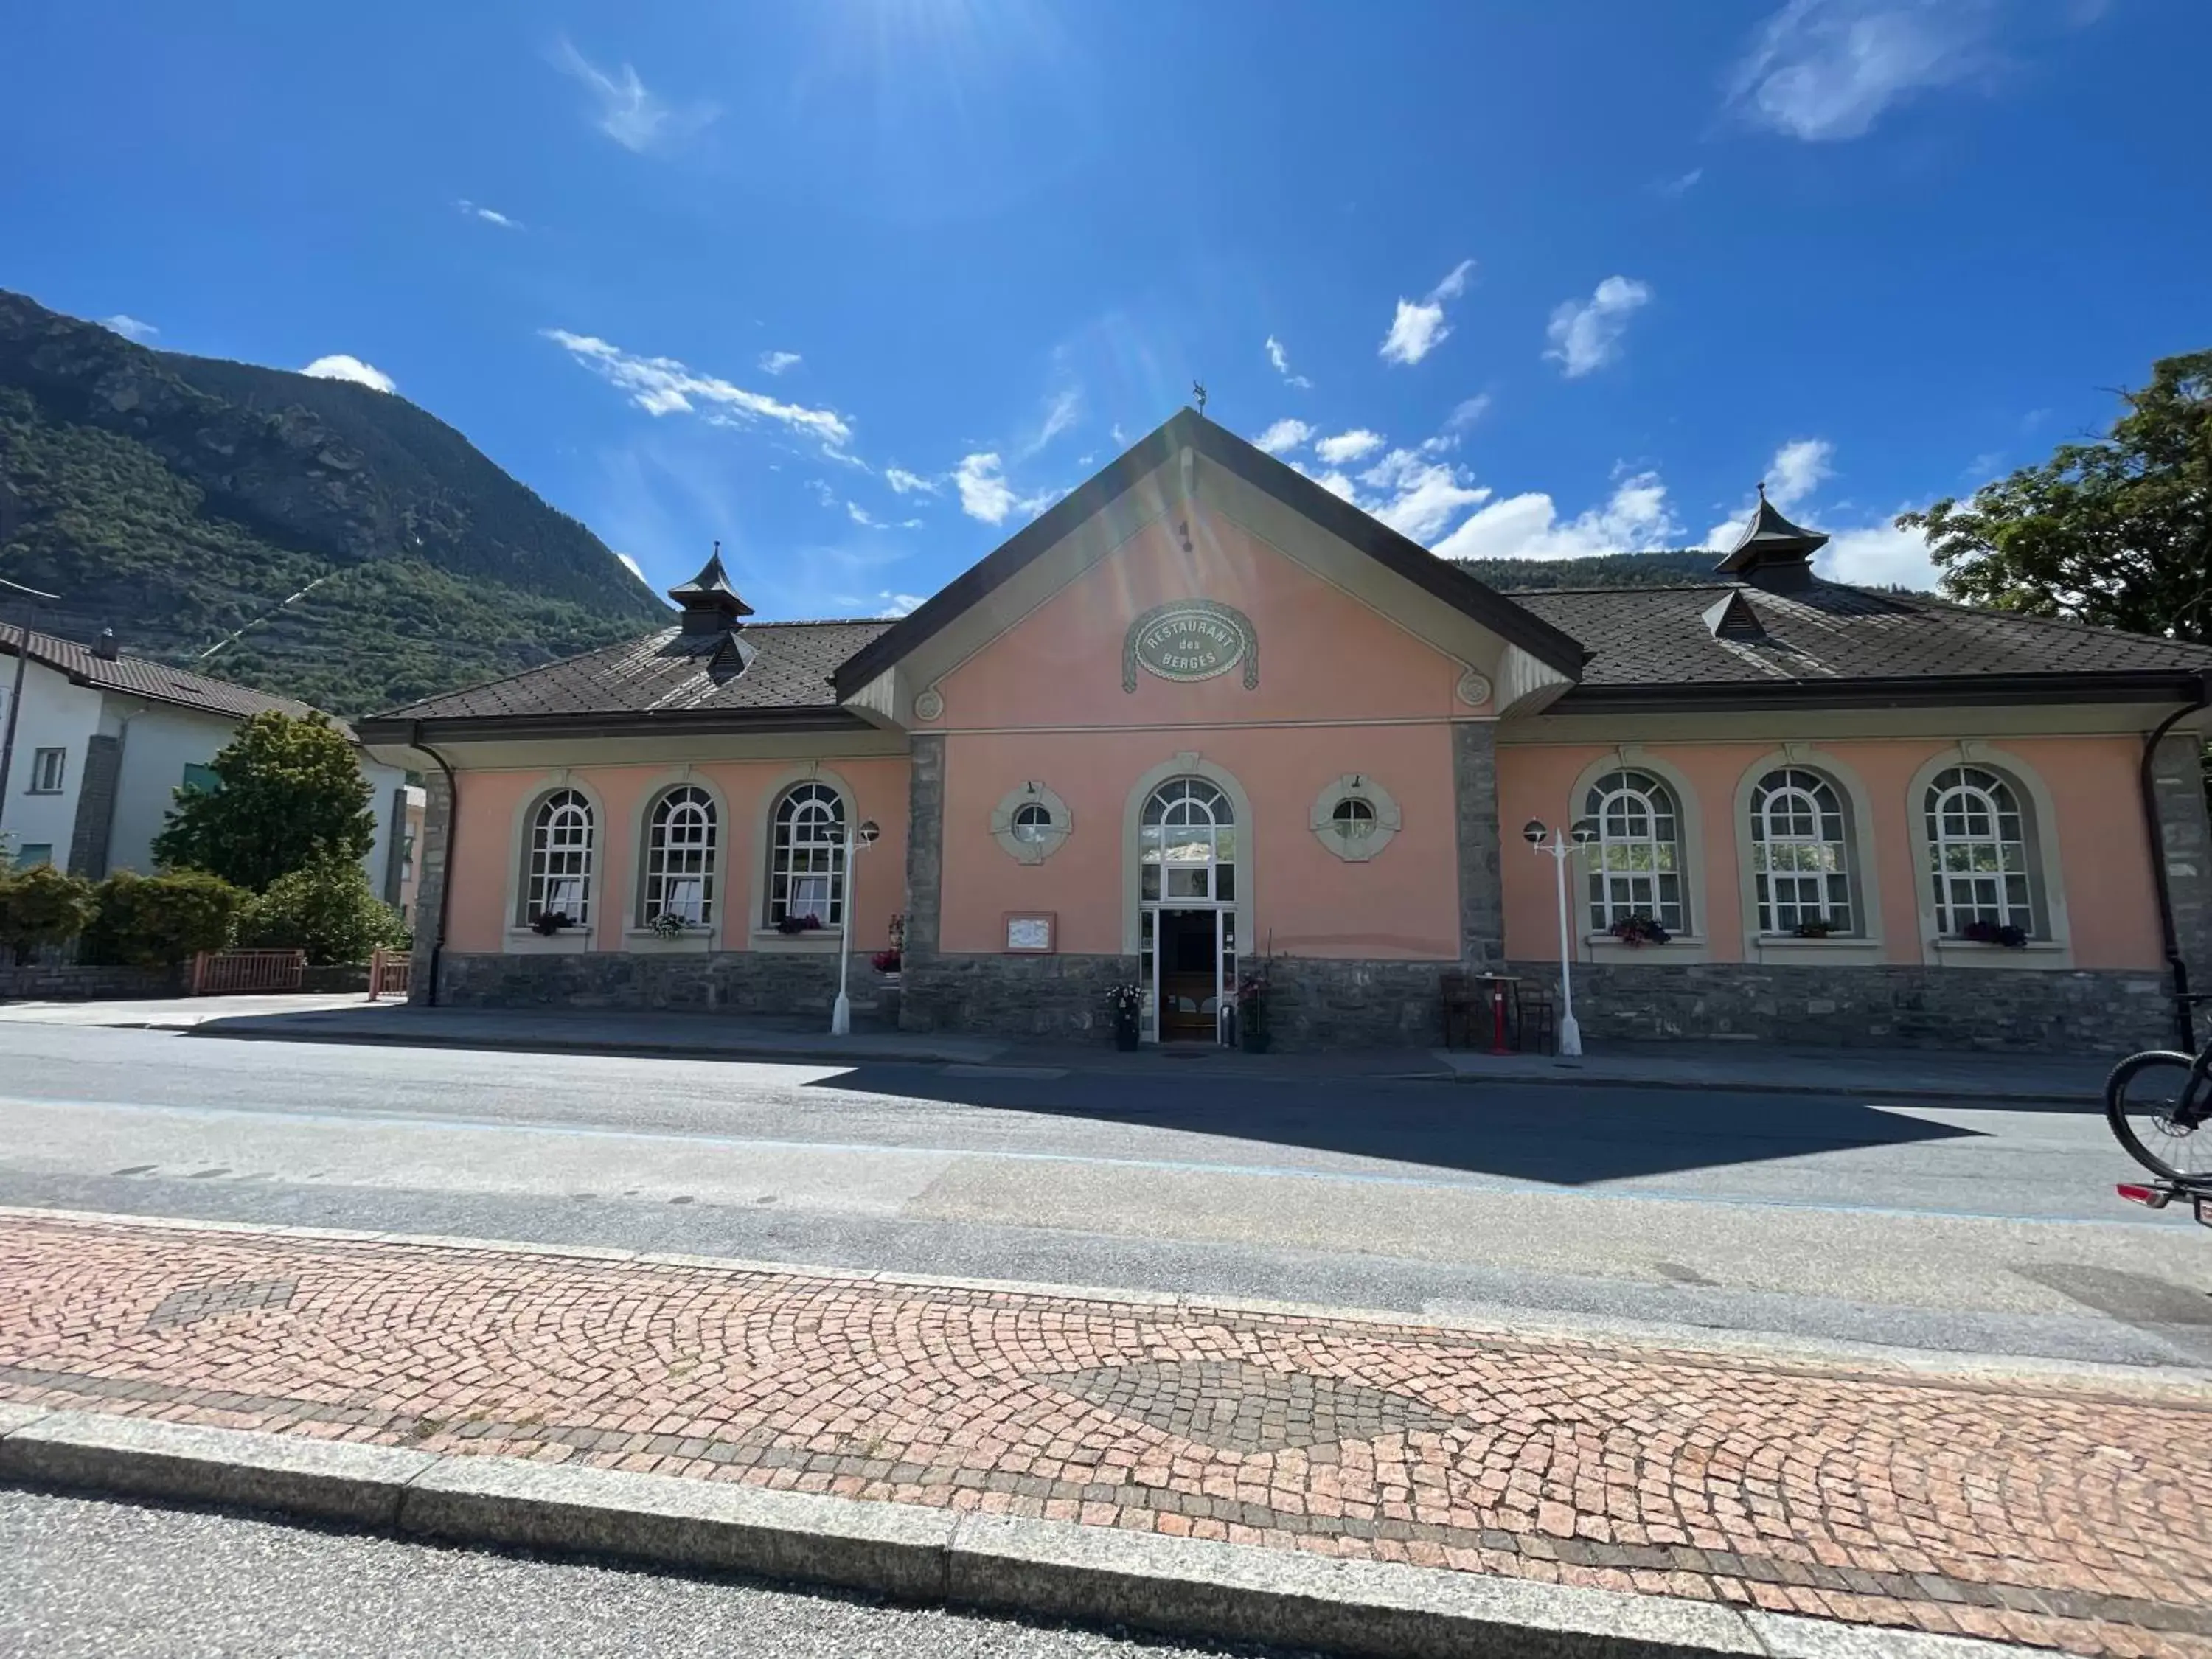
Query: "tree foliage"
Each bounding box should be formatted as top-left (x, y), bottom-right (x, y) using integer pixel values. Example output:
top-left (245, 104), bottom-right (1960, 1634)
top-left (85, 869), bottom-right (246, 967)
top-left (153, 711), bottom-right (374, 892)
top-left (238, 855), bottom-right (408, 965)
top-left (0, 862), bottom-right (94, 964)
top-left (1900, 349), bottom-right (2212, 641)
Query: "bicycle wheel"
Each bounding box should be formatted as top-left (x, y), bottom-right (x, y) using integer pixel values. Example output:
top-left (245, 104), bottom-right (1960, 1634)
top-left (2105, 1050), bottom-right (2212, 1181)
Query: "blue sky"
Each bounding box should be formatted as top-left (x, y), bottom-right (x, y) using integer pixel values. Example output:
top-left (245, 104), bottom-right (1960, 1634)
top-left (6, 1), bottom-right (2206, 617)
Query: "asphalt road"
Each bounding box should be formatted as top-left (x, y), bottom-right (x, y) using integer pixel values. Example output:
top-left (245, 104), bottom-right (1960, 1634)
top-left (0, 1022), bottom-right (2206, 1367)
top-left (0, 1488), bottom-right (1289, 1659)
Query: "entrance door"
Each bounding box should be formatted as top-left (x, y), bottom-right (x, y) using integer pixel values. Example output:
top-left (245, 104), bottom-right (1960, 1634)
top-left (1157, 910), bottom-right (1219, 1041)
top-left (1137, 777), bottom-right (1240, 1046)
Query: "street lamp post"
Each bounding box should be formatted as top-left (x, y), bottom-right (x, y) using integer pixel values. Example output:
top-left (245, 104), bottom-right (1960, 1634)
top-left (830, 816), bottom-right (881, 1037)
top-left (1521, 816), bottom-right (1599, 1059)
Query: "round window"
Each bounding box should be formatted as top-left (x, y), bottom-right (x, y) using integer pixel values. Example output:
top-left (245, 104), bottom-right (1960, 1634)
top-left (1012, 801), bottom-right (1054, 844)
top-left (1331, 796), bottom-right (1377, 841)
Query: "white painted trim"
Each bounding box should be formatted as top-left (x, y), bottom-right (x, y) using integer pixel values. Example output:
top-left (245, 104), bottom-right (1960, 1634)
top-left (1121, 751), bottom-right (1255, 959)
top-left (1727, 747), bottom-right (1885, 954)
top-left (1310, 773), bottom-right (1401, 863)
top-left (1748, 936), bottom-right (1889, 967)
top-left (1928, 939), bottom-right (2076, 970)
top-left (1585, 933), bottom-right (1714, 965)
top-left (991, 781), bottom-right (1073, 866)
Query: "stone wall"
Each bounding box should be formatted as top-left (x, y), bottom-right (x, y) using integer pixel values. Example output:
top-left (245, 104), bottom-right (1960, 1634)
top-left (66, 734), bottom-right (121, 878)
top-left (1452, 722), bottom-right (1503, 971)
top-left (899, 952), bottom-right (1131, 1040)
top-left (434, 949), bottom-right (883, 1019)
top-left (407, 769), bottom-right (453, 1007)
top-left (0, 963), bottom-right (180, 1001)
top-left (2151, 731), bottom-right (2212, 1048)
top-left (1506, 959), bottom-right (2174, 1054)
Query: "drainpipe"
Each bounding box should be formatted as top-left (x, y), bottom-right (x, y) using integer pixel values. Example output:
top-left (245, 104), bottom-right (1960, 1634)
top-left (2140, 671), bottom-right (2212, 1052)
top-left (413, 723), bottom-right (458, 1009)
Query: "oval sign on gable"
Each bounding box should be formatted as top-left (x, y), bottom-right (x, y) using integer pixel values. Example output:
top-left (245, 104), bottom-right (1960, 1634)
top-left (1123, 600), bottom-right (1259, 692)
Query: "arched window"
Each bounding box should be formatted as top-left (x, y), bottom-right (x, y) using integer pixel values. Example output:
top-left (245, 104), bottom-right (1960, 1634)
top-left (769, 782), bottom-right (845, 927)
top-left (1750, 768), bottom-right (1851, 934)
top-left (1140, 778), bottom-right (1236, 903)
top-left (524, 789), bottom-right (594, 925)
top-left (1585, 769), bottom-right (1686, 932)
top-left (643, 785), bottom-right (717, 926)
top-left (1926, 765), bottom-right (2034, 936)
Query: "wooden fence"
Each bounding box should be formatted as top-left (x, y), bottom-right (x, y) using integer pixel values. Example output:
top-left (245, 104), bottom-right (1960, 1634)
top-left (366, 947), bottom-right (412, 1001)
top-left (188, 948), bottom-right (306, 997)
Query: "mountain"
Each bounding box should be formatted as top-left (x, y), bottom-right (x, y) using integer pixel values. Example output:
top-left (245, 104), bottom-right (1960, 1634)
top-left (0, 291), bottom-right (669, 716)
top-left (1456, 550), bottom-right (1728, 591)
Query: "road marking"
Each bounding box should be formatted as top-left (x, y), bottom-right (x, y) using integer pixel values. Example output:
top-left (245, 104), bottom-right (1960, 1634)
top-left (0, 1093), bottom-right (2168, 1229)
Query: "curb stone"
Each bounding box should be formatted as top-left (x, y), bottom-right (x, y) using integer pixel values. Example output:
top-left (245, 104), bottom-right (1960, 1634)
top-left (0, 1410), bottom-right (2039, 1659)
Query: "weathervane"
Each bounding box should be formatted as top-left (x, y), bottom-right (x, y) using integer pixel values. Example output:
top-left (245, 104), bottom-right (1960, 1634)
top-left (1192, 380), bottom-right (1208, 417)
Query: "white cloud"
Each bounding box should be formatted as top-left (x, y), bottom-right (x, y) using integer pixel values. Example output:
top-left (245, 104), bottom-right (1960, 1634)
top-left (877, 592), bottom-right (926, 618)
top-left (1432, 470), bottom-right (1680, 563)
top-left (1264, 334), bottom-right (1312, 389)
top-left (953, 452), bottom-right (1058, 526)
top-left (302, 354), bottom-right (397, 393)
top-left (1817, 521), bottom-right (1938, 588)
top-left (1657, 167), bottom-right (1705, 197)
top-left (1446, 394), bottom-right (1492, 431)
top-left (551, 35), bottom-right (714, 153)
top-left (544, 329), bottom-right (852, 448)
top-left (1705, 438), bottom-right (1838, 546)
top-left (456, 199), bottom-right (523, 230)
top-left (1253, 418), bottom-right (1315, 456)
top-left (1357, 450), bottom-right (1492, 543)
top-left (885, 467), bottom-right (939, 496)
top-left (1379, 258), bottom-right (1477, 366)
top-left (1727, 0), bottom-right (1997, 142)
top-left (102, 314), bottom-right (158, 342)
top-left (1544, 276), bottom-right (1652, 378)
top-left (1315, 428), bottom-right (1385, 466)
top-left (1021, 386), bottom-right (1082, 457)
top-left (759, 350), bottom-right (801, 375)
top-left (845, 501), bottom-right (919, 531)
top-left (615, 552), bottom-right (650, 585)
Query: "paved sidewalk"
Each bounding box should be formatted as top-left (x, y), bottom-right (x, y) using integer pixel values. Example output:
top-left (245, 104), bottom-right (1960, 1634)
top-left (1, 1210), bottom-right (2206, 1657)
top-left (0, 993), bottom-right (2125, 1102)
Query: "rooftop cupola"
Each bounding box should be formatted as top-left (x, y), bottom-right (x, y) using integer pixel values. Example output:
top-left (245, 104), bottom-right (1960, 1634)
top-left (667, 542), bottom-right (756, 635)
top-left (1713, 484), bottom-right (1828, 591)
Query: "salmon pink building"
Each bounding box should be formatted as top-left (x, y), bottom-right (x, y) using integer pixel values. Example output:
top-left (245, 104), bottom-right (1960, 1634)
top-left (360, 411), bottom-right (2212, 1052)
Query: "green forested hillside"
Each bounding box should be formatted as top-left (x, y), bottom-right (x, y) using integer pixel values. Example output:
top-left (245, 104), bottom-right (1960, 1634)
top-left (1456, 550), bottom-right (1727, 590)
top-left (0, 291), bottom-right (668, 715)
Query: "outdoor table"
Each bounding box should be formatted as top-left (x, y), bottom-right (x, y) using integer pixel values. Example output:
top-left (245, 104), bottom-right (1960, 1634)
top-left (1472, 973), bottom-right (1520, 1056)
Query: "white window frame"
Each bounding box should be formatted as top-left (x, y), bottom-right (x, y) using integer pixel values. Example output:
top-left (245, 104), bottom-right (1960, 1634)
top-left (27, 748), bottom-right (65, 794)
top-left (1924, 765), bottom-right (2035, 937)
top-left (1750, 767), bottom-right (1853, 935)
top-left (642, 785), bottom-right (717, 927)
top-left (768, 781), bottom-right (846, 928)
top-left (1585, 768), bottom-right (1687, 933)
top-left (523, 789), bottom-right (595, 927)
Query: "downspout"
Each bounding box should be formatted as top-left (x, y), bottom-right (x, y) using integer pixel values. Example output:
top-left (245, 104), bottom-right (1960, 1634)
top-left (413, 723), bottom-right (459, 1009)
top-left (2140, 671), bottom-right (2212, 1052)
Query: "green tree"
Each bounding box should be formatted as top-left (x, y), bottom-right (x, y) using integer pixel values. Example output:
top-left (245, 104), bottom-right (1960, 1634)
top-left (237, 855), bottom-right (408, 965)
top-left (153, 711), bottom-right (374, 891)
top-left (0, 863), bottom-right (94, 965)
top-left (1899, 349), bottom-right (2212, 641)
top-left (85, 869), bottom-right (246, 967)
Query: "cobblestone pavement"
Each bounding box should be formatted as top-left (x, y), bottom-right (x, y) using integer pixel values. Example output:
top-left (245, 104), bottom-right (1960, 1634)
top-left (2, 1212), bottom-right (2209, 1658)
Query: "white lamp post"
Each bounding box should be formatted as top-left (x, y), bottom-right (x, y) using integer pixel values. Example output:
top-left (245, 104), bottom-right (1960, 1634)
top-left (830, 817), bottom-right (881, 1037)
top-left (1521, 816), bottom-right (1599, 1059)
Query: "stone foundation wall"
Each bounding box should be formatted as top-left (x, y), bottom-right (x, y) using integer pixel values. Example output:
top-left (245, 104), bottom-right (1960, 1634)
top-left (0, 963), bottom-right (181, 1001)
top-left (434, 950), bottom-right (888, 1019)
top-left (1263, 958), bottom-right (1458, 1050)
top-left (899, 953), bottom-right (1132, 1040)
top-left (1506, 959), bottom-right (2174, 1054)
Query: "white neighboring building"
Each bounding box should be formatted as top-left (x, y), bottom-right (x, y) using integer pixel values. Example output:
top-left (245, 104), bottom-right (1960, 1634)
top-left (0, 624), bottom-right (411, 899)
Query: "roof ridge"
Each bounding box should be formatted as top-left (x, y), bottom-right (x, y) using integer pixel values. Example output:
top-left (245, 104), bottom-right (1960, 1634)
top-left (1511, 582), bottom-right (1741, 596)
top-left (371, 626), bottom-right (681, 721)
top-left (1890, 592), bottom-right (2212, 655)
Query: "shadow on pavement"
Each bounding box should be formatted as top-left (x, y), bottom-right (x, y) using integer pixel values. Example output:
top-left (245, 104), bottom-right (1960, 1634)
top-left (800, 1062), bottom-right (1986, 1186)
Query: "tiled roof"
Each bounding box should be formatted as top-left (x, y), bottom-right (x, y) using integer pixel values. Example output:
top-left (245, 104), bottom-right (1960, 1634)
top-left (0, 623), bottom-right (329, 725)
top-left (372, 619), bottom-right (894, 725)
top-left (1510, 582), bottom-right (2212, 689)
